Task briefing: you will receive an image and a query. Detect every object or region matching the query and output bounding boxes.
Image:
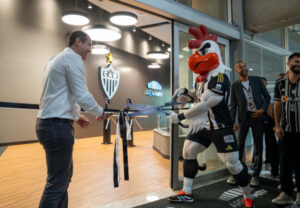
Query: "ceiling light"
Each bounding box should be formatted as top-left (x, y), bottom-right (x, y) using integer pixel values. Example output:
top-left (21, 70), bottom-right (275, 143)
top-left (132, 27), bottom-right (136, 32)
top-left (88, 3), bottom-right (93, 9)
top-left (167, 47), bottom-right (171, 52)
top-left (82, 24), bottom-right (121, 42)
top-left (179, 54), bottom-right (184, 59)
top-left (147, 62), bottom-right (161, 69)
top-left (91, 44), bottom-right (110, 55)
top-left (110, 11), bottom-right (138, 26)
top-left (249, 68), bottom-right (253, 71)
top-left (147, 51), bottom-right (169, 59)
top-left (148, 36), bottom-right (152, 41)
top-left (62, 10), bottom-right (90, 26)
top-left (161, 43), bottom-right (165, 47)
top-left (182, 47), bottom-right (189, 52)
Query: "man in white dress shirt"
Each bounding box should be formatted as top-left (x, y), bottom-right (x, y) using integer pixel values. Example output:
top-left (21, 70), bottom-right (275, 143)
top-left (36, 30), bottom-right (105, 208)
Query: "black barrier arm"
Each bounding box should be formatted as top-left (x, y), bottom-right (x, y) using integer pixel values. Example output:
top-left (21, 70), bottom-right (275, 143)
top-left (125, 98), bottom-right (135, 147)
top-left (102, 98), bottom-right (112, 144)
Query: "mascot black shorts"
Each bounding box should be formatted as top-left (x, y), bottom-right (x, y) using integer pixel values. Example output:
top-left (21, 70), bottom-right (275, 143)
top-left (187, 128), bottom-right (238, 153)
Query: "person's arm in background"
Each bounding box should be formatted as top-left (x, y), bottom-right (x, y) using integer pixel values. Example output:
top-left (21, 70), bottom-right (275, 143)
top-left (273, 81), bottom-right (284, 139)
top-left (252, 77), bottom-right (270, 118)
top-left (267, 103), bottom-right (273, 118)
top-left (274, 101), bottom-right (284, 138)
top-left (229, 83), bottom-right (239, 131)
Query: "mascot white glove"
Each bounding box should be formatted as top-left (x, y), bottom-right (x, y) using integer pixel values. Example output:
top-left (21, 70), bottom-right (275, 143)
top-left (170, 112), bottom-right (186, 124)
top-left (172, 88), bottom-right (195, 107)
top-left (173, 88), bottom-right (188, 99)
top-left (170, 112), bottom-right (179, 123)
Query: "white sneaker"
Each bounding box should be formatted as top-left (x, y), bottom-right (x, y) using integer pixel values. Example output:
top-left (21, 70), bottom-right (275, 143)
top-left (272, 192), bottom-right (293, 205)
top-left (295, 192), bottom-right (300, 206)
top-left (226, 175), bottom-right (237, 185)
top-left (250, 177), bottom-right (260, 187)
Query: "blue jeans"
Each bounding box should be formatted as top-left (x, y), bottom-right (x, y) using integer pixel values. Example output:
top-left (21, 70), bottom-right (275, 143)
top-left (36, 118), bottom-right (74, 208)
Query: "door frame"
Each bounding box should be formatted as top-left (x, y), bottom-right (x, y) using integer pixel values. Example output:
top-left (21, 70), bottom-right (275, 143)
top-left (170, 21), bottom-right (230, 189)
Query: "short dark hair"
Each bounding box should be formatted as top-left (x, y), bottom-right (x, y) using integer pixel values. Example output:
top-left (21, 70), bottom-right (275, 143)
top-left (261, 77), bottom-right (267, 82)
top-left (288, 52), bottom-right (300, 61)
top-left (234, 60), bottom-right (245, 68)
top-left (67, 30), bottom-right (88, 47)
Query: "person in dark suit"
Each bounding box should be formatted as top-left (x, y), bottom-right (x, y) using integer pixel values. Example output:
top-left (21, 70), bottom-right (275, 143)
top-left (227, 61), bottom-right (270, 187)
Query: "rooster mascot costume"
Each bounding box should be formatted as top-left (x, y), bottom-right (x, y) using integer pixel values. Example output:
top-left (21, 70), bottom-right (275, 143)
top-left (168, 25), bottom-right (255, 208)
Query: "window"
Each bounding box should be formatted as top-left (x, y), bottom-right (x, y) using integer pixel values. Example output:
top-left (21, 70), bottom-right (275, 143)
top-left (288, 27), bottom-right (300, 53)
top-left (173, 0), bottom-right (227, 22)
top-left (255, 28), bottom-right (283, 47)
top-left (245, 42), bottom-right (284, 83)
top-left (261, 49), bottom-right (284, 83)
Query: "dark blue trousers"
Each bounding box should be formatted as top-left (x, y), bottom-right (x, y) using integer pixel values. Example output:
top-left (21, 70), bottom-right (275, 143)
top-left (238, 117), bottom-right (264, 177)
top-left (36, 118), bottom-right (74, 208)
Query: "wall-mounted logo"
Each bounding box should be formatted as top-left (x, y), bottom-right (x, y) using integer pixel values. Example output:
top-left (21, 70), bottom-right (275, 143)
top-left (99, 53), bottom-right (120, 99)
top-left (145, 81), bottom-right (162, 97)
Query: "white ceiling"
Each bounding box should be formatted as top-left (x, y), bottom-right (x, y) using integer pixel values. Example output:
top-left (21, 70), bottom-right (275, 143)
top-left (89, 0), bottom-right (172, 44)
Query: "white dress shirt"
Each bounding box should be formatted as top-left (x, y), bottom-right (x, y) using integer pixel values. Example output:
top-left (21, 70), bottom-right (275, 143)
top-left (37, 47), bottom-right (103, 121)
top-left (241, 80), bottom-right (257, 111)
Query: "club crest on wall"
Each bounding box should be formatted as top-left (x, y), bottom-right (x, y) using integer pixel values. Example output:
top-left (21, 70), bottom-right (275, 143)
top-left (99, 53), bottom-right (120, 99)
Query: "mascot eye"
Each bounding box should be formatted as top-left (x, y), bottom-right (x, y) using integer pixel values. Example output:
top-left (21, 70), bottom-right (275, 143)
top-left (202, 49), bottom-right (208, 55)
top-left (198, 42), bottom-right (211, 56)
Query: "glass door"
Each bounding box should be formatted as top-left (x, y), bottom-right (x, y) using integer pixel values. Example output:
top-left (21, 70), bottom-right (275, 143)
top-left (170, 21), bottom-right (230, 189)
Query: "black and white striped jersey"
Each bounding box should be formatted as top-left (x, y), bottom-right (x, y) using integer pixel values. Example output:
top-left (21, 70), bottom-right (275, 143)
top-left (274, 76), bottom-right (300, 133)
top-left (195, 73), bottom-right (233, 130)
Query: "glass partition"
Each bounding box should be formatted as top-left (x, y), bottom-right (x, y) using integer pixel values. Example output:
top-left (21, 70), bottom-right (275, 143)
top-left (171, 22), bottom-right (230, 189)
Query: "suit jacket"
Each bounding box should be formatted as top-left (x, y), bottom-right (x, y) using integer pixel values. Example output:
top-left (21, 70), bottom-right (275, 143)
top-left (230, 76), bottom-right (270, 125)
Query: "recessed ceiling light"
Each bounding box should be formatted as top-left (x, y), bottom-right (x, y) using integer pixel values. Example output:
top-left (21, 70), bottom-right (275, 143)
top-left (249, 68), bottom-right (253, 71)
top-left (62, 10), bottom-right (90, 26)
top-left (147, 62), bottom-right (161, 69)
top-left (147, 51), bottom-right (169, 59)
top-left (82, 24), bottom-right (121, 42)
top-left (110, 11), bottom-right (138, 26)
top-left (91, 44), bottom-right (110, 55)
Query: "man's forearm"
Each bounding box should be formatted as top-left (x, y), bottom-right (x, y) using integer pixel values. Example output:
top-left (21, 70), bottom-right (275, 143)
top-left (274, 101), bottom-right (282, 127)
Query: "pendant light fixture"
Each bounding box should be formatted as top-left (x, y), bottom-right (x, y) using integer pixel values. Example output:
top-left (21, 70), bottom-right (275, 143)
top-left (147, 51), bottom-right (169, 59)
top-left (61, 0), bottom-right (90, 26)
top-left (62, 10), bottom-right (90, 26)
top-left (91, 44), bottom-right (110, 55)
top-left (109, 11), bottom-right (138, 26)
top-left (82, 24), bottom-right (121, 42)
top-left (147, 62), bottom-right (161, 69)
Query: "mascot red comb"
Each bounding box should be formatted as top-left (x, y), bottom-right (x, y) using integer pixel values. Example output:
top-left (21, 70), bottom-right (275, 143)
top-left (168, 25), bottom-right (255, 208)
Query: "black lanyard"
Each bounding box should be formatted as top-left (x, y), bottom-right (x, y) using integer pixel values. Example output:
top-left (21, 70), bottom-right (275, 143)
top-left (113, 111), bottom-right (129, 188)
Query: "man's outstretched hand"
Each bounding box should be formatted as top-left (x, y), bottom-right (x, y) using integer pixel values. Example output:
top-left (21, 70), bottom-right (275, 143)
top-left (76, 114), bottom-right (91, 129)
top-left (96, 112), bottom-right (112, 123)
